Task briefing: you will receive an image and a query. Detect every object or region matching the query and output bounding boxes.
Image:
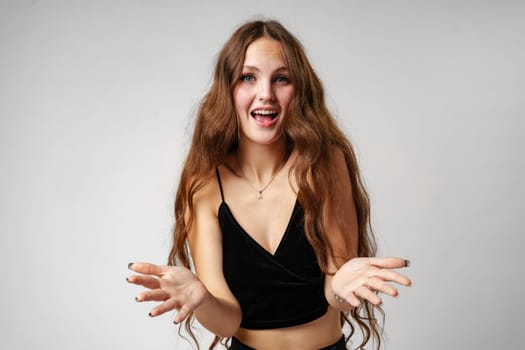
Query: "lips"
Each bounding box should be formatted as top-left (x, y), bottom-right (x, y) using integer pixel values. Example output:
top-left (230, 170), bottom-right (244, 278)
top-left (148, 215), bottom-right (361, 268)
top-left (250, 108), bottom-right (279, 128)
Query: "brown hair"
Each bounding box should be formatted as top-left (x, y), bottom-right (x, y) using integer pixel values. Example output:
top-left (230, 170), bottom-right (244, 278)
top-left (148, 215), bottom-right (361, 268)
top-left (168, 19), bottom-right (382, 350)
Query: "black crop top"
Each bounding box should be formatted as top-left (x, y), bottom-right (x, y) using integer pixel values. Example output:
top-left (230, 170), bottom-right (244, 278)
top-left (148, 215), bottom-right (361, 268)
top-left (216, 168), bottom-right (329, 329)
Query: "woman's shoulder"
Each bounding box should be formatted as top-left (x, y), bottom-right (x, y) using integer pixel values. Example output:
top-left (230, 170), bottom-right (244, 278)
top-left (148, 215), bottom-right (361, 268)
top-left (191, 169), bottom-right (223, 213)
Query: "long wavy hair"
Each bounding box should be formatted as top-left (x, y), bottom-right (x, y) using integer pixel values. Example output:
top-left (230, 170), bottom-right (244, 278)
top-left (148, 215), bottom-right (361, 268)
top-left (168, 19), bottom-right (382, 350)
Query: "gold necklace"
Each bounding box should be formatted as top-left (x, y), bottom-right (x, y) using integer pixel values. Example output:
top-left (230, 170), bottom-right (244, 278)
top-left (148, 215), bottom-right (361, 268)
top-left (241, 163), bottom-right (286, 200)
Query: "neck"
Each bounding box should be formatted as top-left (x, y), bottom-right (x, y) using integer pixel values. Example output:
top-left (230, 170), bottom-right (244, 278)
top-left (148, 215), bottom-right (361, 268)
top-left (236, 137), bottom-right (288, 186)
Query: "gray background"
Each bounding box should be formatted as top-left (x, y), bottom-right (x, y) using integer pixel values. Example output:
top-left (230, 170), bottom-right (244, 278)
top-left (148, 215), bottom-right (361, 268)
top-left (1, 0), bottom-right (523, 349)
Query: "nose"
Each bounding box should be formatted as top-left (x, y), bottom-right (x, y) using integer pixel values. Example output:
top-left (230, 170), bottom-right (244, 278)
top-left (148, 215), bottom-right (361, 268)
top-left (257, 79), bottom-right (275, 102)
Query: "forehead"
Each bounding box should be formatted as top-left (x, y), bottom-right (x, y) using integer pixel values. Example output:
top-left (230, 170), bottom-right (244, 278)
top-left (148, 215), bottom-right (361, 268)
top-left (243, 37), bottom-right (287, 67)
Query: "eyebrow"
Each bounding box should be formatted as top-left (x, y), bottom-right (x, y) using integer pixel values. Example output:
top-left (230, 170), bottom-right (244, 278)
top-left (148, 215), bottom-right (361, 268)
top-left (242, 65), bottom-right (289, 73)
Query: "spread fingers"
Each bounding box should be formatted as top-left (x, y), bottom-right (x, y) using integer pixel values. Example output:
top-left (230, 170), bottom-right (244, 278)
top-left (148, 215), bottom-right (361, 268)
top-left (365, 276), bottom-right (399, 297)
top-left (368, 257), bottom-right (410, 269)
top-left (372, 268), bottom-right (412, 287)
top-left (149, 298), bottom-right (180, 317)
top-left (126, 275), bottom-right (160, 289)
top-left (355, 285), bottom-right (382, 305)
top-left (136, 289), bottom-right (170, 302)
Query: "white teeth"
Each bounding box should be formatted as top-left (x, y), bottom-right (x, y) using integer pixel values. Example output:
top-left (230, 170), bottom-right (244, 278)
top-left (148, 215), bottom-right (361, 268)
top-left (252, 110), bottom-right (277, 115)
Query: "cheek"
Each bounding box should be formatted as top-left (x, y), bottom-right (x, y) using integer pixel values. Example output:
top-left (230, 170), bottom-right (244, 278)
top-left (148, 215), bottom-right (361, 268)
top-left (279, 87), bottom-right (295, 108)
top-left (233, 88), bottom-right (252, 111)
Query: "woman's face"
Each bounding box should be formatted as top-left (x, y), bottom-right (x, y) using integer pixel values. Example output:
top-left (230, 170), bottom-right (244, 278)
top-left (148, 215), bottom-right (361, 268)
top-left (233, 37), bottom-right (295, 146)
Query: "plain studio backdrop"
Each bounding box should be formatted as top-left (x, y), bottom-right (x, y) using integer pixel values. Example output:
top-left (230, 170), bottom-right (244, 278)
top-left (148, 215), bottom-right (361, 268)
top-left (0, 0), bottom-right (523, 349)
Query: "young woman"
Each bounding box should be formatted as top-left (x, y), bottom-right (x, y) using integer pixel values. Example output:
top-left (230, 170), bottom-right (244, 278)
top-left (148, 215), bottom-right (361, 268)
top-left (127, 20), bottom-right (411, 350)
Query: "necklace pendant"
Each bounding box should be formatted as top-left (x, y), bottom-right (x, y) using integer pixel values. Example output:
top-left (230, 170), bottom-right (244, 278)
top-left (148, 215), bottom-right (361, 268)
top-left (257, 191), bottom-right (263, 200)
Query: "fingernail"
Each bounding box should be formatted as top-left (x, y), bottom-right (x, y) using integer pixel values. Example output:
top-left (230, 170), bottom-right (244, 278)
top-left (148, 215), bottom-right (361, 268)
top-left (126, 277), bottom-right (130, 283)
top-left (404, 259), bottom-right (411, 267)
top-left (173, 320), bottom-right (178, 325)
top-left (135, 297), bottom-right (142, 302)
top-left (128, 262), bottom-right (134, 270)
top-left (148, 312), bottom-right (153, 317)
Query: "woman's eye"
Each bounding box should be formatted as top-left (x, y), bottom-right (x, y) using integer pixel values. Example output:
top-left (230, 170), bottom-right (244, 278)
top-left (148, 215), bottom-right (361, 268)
top-left (240, 74), bottom-right (255, 83)
top-left (274, 75), bottom-right (290, 84)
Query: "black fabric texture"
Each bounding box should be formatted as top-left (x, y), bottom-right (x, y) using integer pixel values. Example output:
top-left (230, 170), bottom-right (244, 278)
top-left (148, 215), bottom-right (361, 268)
top-left (216, 168), bottom-right (329, 329)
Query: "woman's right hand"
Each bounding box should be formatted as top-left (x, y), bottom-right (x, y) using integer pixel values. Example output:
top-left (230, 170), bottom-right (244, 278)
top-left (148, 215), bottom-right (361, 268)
top-left (126, 262), bottom-right (207, 323)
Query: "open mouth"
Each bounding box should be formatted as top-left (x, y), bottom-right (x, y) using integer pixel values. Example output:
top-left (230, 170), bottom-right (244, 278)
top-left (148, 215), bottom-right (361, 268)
top-left (251, 108), bottom-right (279, 123)
top-left (250, 109), bottom-right (279, 128)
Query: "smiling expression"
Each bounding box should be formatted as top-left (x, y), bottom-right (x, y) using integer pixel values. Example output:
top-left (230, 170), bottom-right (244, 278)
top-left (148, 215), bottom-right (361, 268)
top-left (233, 37), bottom-right (295, 146)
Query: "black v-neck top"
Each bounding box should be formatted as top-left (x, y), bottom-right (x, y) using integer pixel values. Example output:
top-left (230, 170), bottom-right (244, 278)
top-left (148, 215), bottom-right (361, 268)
top-left (216, 168), bottom-right (328, 329)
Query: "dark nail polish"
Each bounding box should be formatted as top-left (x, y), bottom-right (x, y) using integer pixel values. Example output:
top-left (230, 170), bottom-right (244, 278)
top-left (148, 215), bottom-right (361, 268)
top-left (128, 262), bottom-right (134, 270)
top-left (148, 312), bottom-right (153, 317)
top-left (173, 320), bottom-right (178, 325)
top-left (404, 259), bottom-right (411, 267)
top-left (126, 277), bottom-right (130, 283)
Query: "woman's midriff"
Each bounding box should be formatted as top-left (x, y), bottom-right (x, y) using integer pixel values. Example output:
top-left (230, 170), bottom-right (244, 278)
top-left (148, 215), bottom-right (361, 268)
top-left (234, 306), bottom-right (343, 350)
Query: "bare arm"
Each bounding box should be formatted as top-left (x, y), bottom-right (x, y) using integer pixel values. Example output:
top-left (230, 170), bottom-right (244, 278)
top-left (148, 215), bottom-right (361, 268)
top-left (127, 180), bottom-right (242, 338)
top-left (322, 148), bottom-right (411, 309)
top-left (186, 182), bottom-right (242, 337)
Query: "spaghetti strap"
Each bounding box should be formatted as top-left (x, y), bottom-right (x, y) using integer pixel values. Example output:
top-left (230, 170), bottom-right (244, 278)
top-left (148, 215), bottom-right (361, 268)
top-left (215, 167), bottom-right (225, 201)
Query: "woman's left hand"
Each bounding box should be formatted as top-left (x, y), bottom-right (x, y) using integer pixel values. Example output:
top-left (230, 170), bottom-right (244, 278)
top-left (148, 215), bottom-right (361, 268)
top-left (331, 257), bottom-right (411, 307)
